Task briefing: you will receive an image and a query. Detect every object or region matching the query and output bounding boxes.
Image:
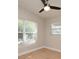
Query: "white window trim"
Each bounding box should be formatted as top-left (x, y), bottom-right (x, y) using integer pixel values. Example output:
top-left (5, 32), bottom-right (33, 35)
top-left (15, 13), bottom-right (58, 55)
top-left (18, 20), bottom-right (37, 45)
top-left (51, 24), bottom-right (61, 35)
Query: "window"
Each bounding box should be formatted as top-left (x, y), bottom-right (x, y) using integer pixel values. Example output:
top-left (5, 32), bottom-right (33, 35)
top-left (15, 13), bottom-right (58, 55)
top-left (18, 20), bottom-right (37, 44)
top-left (51, 24), bottom-right (61, 35)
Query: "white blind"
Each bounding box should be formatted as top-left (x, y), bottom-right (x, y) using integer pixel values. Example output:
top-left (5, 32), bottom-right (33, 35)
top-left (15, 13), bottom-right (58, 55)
top-left (51, 24), bottom-right (61, 35)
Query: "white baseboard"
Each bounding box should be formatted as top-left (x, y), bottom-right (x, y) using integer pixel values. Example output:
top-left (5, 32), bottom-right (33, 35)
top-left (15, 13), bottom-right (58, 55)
top-left (43, 46), bottom-right (61, 53)
top-left (19, 46), bottom-right (61, 56)
top-left (19, 46), bottom-right (44, 56)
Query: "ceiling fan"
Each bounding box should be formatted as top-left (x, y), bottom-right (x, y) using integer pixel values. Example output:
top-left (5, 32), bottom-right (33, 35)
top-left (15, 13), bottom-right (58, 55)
top-left (39, 0), bottom-right (61, 13)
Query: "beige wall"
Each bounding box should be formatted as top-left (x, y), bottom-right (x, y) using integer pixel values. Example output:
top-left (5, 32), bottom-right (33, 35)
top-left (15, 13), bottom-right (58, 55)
top-left (45, 16), bottom-right (61, 50)
top-left (18, 8), bottom-right (45, 55)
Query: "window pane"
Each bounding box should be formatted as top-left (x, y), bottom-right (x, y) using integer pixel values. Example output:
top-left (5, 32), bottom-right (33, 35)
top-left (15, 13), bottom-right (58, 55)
top-left (24, 21), bottom-right (37, 41)
top-left (18, 33), bottom-right (23, 41)
top-left (25, 33), bottom-right (37, 40)
top-left (25, 33), bottom-right (33, 39)
top-left (25, 21), bottom-right (37, 33)
top-left (51, 24), bottom-right (61, 35)
top-left (18, 20), bottom-right (24, 32)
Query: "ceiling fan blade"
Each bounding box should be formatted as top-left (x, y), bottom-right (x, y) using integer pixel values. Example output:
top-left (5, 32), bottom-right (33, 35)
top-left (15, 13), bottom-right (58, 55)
top-left (50, 6), bottom-right (61, 10)
top-left (39, 8), bottom-right (44, 13)
top-left (41, 0), bottom-right (47, 6)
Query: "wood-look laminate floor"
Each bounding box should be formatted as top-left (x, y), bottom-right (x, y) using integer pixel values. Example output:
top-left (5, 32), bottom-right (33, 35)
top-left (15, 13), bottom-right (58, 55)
top-left (19, 48), bottom-right (61, 59)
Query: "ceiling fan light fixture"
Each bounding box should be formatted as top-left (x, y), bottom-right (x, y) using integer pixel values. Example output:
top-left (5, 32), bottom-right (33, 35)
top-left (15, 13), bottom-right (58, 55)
top-left (44, 5), bottom-right (50, 11)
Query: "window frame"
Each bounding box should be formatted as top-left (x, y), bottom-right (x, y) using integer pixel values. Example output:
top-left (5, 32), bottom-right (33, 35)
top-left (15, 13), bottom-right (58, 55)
top-left (18, 20), bottom-right (37, 44)
top-left (51, 24), bottom-right (61, 35)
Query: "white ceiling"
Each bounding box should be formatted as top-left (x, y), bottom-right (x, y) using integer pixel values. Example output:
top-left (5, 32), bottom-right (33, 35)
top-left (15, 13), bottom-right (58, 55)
top-left (18, 0), bottom-right (61, 19)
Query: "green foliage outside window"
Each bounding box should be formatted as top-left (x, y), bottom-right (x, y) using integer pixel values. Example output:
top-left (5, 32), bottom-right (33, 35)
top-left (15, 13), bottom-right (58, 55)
top-left (18, 20), bottom-right (37, 44)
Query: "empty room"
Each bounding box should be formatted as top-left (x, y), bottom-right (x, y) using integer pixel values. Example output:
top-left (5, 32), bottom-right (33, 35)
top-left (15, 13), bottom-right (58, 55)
top-left (18, 0), bottom-right (61, 59)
